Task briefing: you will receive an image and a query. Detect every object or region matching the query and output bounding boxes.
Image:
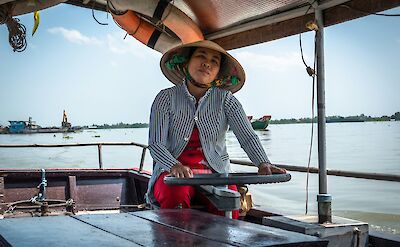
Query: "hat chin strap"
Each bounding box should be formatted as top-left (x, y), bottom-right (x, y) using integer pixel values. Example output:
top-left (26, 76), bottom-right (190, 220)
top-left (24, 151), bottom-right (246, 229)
top-left (189, 79), bottom-right (210, 89)
top-left (183, 66), bottom-right (211, 89)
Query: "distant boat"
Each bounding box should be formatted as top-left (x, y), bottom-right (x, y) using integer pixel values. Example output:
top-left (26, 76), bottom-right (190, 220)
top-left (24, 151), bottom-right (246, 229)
top-left (249, 115), bottom-right (271, 130)
top-left (6, 111), bottom-right (74, 134)
top-left (326, 117), bottom-right (365, 123)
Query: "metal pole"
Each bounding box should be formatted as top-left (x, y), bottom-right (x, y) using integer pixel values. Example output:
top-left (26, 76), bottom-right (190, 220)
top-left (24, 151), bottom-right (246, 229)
top-left (139, 147), bottom-right (147, 172)
top-left (98, 144), bottom-right (103, 169)
top-left (315, 6), bottom-right (332, 224)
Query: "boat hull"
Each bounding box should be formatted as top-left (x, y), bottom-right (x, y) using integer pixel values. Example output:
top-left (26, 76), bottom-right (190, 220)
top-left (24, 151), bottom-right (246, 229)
top-left (251, 120), bottom-right (270, 130)
top-left (0, 168), bottom-right (398, 246)
top-left (251, 115), bottom-right (271, 130)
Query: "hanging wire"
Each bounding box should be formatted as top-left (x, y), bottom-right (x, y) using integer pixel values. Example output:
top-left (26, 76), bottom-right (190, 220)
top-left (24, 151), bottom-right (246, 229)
top-left (107, 3), bottom-right (143, 39)
top-left (8, 18), bottom-right (27, 52)
top-left (299, 0), bottom-right (317, 77)
top-left (340, 4), bottom-right (400, 17)
top-left (1, 6), bottom-right (27, 52)
top-left (298, 0), bottom-right (317, 214)
top-left (92, 1), bottom-right (108, 25)
top-left (305, 31), bottom-right (317, 214)
top-left (105, 0), bottom-right (142, 40)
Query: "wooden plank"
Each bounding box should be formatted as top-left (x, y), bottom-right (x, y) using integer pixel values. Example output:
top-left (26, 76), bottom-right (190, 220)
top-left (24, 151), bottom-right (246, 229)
top-left (3, 178), bottom-right (67, 203)
top-left (0, 172), bottom-right (146, 213)
top-left (132, 209), bottom-right (328, 247)
top-left (68, 176), bottom-right (77, 212)
top-left (76, 178), bottom-right (125, 210)
top-left (74, 213), bottom-right (234, 246)
top-left (0, 210), bottom-right (327, 246)
top-left (68, 176), bottom-right (77, 201)
top-left (0, 169), bottom-right (131, 178)
top-left (0, 215), bottom-right (140, 247)
top-left (213, 0), bottom-right (400, 50)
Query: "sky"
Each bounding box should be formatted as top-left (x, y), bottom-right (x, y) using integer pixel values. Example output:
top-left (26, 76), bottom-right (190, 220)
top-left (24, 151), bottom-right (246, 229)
top-left (0, 5), bottom-right (399, 127)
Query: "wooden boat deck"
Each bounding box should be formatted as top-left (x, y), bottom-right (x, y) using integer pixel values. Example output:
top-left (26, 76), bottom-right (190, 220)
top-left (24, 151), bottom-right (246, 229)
top-left (0, 209), bottom-right (327, 247)
top-left (0, 168), bottom-right (398, 246)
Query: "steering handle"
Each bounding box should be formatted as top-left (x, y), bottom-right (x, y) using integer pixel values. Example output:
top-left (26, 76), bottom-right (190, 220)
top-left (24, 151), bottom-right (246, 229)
top-left (164, 172), bottom-right (291, 186)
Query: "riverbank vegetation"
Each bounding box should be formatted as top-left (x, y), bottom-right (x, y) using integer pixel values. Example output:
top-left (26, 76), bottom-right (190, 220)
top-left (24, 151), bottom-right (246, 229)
top-left (270, 112), bottom-right (400, 124)
top-left (86, 122), bottom-right (149, 129)
top-left (75, 112), bottom-right (400, 129)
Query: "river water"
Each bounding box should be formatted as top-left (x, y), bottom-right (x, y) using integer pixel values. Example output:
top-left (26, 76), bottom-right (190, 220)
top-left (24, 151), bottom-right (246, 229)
top-left (0, 121), bottom-right (399, 234)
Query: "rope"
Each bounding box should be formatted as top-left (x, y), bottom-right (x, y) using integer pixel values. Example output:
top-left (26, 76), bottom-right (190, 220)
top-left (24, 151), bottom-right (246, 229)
top-left (6, 18), bottom-right (27, 52)
top-left (306, 32), bottom-right (317, 214)
top-left (299, 0), bottom-right (317, 214)
top-left (3, 198), bottom-right (75, 214)
top-left (1, 6), bottom-right (27, 52)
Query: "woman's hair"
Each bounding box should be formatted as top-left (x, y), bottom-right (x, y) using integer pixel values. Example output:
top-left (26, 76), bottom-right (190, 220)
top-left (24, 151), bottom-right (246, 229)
top-left (187, 47), bottom-right (196, 60)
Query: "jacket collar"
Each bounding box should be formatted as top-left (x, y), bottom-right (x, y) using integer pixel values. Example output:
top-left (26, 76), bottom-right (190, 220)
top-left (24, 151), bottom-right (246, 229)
top-left (180, 78), bottom-right (213, 103)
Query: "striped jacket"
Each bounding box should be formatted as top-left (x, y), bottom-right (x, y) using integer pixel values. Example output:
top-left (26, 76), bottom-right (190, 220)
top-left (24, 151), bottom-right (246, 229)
top-left (146, 82), bottom-right (270, 204)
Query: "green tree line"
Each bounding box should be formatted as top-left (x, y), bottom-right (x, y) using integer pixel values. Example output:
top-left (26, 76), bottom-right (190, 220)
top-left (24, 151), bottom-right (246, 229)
top-left (270, 112), bottom-right (400, 124)
top-left (87, 122), bottom-right (149, 129)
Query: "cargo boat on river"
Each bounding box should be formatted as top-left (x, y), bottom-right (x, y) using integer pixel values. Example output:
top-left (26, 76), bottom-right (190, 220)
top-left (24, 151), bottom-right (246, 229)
top-left (3, 111), bottom-right (74, 134)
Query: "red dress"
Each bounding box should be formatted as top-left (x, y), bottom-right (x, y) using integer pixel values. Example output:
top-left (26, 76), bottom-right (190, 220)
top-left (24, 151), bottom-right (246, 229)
top-left (153, 127), bottom-right (239, 219)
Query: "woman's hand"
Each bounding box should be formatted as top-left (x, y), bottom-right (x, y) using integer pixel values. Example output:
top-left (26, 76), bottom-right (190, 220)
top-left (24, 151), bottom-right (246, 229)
top-left (258, 162), bottom-right (286, 175)
top-left (170, 163), bottom-right (194, 178)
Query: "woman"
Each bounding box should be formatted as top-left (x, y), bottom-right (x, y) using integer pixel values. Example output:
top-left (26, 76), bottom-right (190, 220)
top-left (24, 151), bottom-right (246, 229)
top-left (146, 40), bottom-right (286, 218)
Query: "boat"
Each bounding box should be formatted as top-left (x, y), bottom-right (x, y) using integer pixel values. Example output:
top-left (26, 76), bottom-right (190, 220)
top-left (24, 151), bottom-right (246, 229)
top-left (326, 116), bottom-right (365, 123)
top-left (4, 111), bottom-right (74, 134)
top-left (1, 0), bottom-right (399, 246)
top-left (7, 117), bottom-right (40, 134)
top-left (250, 115), bottom-right (272, 130)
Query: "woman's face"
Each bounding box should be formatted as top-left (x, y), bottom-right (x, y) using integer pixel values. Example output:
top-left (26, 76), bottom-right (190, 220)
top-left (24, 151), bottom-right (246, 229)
top-left (187, 47), bottom-right (221, 85)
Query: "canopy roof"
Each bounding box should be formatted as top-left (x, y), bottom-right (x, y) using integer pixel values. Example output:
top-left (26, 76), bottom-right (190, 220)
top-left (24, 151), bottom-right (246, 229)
top-left (2, 0), bottom-right (400, 50)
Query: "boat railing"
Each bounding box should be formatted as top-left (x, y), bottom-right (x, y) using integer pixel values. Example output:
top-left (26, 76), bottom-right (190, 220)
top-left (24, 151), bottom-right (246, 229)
top-left (0, 143), bottom-right (399, 182)
top-left (231, 159), bottom-right (400, 182)
top-left (0, 142), bottom-right (148, 172)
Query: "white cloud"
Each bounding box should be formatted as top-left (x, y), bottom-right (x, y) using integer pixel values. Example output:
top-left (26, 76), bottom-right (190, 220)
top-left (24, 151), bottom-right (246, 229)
top-left (106, 33), bottom-right (160, 59)
top-left (234, 51), bottom-right (306, 72)
top-left (47, 27), bottom-right (162, 59)
top-left (110, 60), bottom-right (118, 67)
top-left (48, 27), bottom-right (102, 45)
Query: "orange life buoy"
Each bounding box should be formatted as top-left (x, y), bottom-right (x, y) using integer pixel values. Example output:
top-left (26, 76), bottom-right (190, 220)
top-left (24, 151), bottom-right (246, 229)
top-left (110, 0), bottom-right (204, 53)
top-left (112, 11), bottom-right (180, 53)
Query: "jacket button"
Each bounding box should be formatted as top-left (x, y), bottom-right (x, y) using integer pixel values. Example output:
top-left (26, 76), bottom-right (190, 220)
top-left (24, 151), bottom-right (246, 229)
top-left (194, 116), bottom-right (198, 121)
top-left (184, 137), bottom-right (189, 141)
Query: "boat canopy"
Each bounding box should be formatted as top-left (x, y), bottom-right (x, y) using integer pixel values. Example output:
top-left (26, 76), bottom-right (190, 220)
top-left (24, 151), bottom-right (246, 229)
top-left (1, 0), bottom-right (399, 51)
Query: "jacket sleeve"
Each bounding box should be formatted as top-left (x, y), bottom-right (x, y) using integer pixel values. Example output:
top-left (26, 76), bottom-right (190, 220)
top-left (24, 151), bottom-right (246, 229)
top-left (224, 92), bottom-right (270, 167)
top-left (148, 89), bottom-right (179, 171)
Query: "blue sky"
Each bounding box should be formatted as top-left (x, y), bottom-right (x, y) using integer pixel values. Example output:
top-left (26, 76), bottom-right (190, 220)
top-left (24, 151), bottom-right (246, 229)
top-left (1, 5), bottom-right (399, 127)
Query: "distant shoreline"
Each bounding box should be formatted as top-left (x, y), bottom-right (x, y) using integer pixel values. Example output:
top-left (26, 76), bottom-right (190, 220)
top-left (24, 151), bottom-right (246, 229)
top-left (84, 123), bottom-right (149, 130)
top-left (270, 113), bottom-right (399, 125)
top-left (2, 113), bottom-right (398, 130)
top-left (86, 118), bottom-right (399, 129)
